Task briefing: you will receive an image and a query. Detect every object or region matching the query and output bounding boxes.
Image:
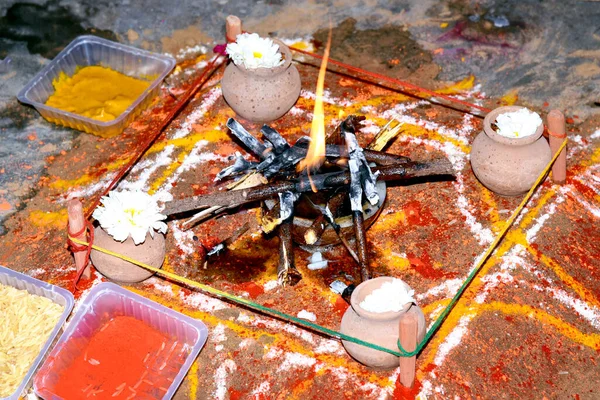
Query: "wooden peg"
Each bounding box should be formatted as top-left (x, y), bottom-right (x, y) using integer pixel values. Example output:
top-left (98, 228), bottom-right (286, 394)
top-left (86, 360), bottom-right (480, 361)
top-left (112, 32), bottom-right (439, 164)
top-left (399, 311), bottom-right (418, 388)
top-left (226, 15), bottom-right (242, 43)
top-left (547, 109), bottom-right (567, 184)
top-left (67, 199), bottom-right (91, 279)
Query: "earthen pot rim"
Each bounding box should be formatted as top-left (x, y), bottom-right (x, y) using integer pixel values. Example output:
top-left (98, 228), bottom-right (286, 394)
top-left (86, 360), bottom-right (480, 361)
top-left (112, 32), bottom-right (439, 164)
top-left (350, 276), bottom-right (412, 321)
top-left (483, 105), bottom-right (544, 147)
top-left (231, 39), bottom-right (293, 78)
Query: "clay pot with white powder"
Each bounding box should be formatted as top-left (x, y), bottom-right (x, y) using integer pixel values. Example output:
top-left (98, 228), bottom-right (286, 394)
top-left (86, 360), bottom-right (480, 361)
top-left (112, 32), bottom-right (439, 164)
top-left (470, 106), bottom-right (551, 196)
top-left (340, 277), bottom-right (426, 369)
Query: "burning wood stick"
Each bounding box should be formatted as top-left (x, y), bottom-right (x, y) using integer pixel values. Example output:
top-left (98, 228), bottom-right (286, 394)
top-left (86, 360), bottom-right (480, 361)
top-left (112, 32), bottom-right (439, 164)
top-left (206, 222), bottom-right (251, 257)
top-left (305, 117), bottom-right (408, 244)
top-left (220, 118), bottom-right (410, 181)
top-left (297, 143), bottom-right (410, 166)
top-left (164, 159), bottom-right (453, 216)
top-left (278, 216), bottom-right (302, 286)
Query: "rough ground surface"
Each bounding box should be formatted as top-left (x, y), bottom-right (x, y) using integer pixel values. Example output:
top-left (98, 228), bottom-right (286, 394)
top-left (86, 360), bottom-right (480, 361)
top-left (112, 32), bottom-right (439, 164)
top-left (1, 0), bottom-right (599, 399)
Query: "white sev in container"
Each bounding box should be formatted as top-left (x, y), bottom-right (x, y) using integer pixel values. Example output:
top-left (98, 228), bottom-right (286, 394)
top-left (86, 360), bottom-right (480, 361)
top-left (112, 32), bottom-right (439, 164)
top-left (0, 283), bottom-right (63, 397)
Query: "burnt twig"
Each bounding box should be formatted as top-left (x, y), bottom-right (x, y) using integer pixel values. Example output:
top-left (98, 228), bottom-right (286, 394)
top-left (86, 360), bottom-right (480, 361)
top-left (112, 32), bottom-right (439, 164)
top-left (353, 210), bottom-right (370, 281)
top-left (278, 216), bottom-right (302, 286)
top-left (304, 192), bottom-right (345, 245)
top-left (227, 118), bottom-right (272, 160)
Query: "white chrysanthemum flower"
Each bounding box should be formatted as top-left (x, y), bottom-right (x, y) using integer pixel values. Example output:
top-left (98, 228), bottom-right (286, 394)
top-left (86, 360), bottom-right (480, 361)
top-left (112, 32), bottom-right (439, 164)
top-left (226, 33), bottom-right (284, 69)
top-left (495, 108), bottom-right (542, 138)
top-left (92, 190), bottom-right (167, 245)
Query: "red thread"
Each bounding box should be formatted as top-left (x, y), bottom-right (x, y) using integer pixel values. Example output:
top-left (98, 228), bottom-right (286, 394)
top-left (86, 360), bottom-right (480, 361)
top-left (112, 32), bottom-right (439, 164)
top-left (67, 219), bottom-right (94, 292)
top-left (547, 129), bottom-right (567, 139)
top-left (290, 47), bottom-right (491, 117)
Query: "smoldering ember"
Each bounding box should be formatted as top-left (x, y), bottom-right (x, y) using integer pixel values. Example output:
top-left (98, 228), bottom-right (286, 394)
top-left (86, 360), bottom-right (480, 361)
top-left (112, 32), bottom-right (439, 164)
top-left (1, 2), bottom-right (599, 400)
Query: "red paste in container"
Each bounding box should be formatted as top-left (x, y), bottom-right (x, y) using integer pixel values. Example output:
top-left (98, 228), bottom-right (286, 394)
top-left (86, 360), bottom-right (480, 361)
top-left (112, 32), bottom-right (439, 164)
top-left (52, 316), bottom-right (185, 399)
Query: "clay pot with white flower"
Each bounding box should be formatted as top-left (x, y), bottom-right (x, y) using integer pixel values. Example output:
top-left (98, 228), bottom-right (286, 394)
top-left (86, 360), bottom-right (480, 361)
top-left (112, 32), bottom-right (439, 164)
top-left (90, 190), bottom-right (168, 283)
top-left (470, 106), bottom-right (551, 196)
top-left (221, 33), bottom-right (301, 123)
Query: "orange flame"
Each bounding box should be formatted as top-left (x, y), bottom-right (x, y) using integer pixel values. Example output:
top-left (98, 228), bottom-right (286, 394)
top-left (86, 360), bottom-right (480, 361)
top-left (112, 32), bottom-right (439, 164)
top-left (297, 27), bottom-right (332, 188)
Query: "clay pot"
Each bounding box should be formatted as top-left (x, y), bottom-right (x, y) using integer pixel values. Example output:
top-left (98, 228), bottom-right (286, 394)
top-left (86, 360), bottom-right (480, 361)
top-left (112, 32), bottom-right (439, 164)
top-left (90, 226), bottom-right (165, 283)
top-left (221, 39), bottom-right (301, 123)
top-left (340, 277), bottom-right (426, 369)
top-left (470, 106), bottom-right (551, 196)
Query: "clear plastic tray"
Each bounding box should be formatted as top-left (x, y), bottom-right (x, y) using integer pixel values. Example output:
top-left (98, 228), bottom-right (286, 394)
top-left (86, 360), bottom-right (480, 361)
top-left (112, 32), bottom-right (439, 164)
top-left (17, 35), bottom-right (175, 138)
top-left (34, 282), bottom-right (208, 400)
top-left (0, 265), bottom-right (74, 400)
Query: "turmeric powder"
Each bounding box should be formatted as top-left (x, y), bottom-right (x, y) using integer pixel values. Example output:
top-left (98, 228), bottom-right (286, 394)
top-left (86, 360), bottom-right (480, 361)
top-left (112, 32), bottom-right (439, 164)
top-left (45, 66), bottom-right (150, 122)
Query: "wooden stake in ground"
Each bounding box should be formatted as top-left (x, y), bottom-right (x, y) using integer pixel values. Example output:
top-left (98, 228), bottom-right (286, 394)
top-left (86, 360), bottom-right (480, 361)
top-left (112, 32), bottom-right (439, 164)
top-left (399, 312), bottom-right (418, 388)
top-left (67, 199), bottom-right (91, 279)
top-left (226, 15), bottom-right (242, 43)
top-left (547, 109), bottom-right (567, 184)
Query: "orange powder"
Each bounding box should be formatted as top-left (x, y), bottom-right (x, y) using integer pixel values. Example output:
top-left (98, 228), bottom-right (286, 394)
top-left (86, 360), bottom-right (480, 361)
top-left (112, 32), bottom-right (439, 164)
top-left (51, 316), bottom-right (185, 399)
top-left (45, 66), bottom-right (150, 122)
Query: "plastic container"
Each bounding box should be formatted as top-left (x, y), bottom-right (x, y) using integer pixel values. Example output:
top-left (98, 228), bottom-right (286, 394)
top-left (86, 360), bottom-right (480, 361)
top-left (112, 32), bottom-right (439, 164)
top-left (0, 265), bottom-right (74, 400)
top-left (17, 35), bottom-right (175, 138)
top-left (34, 282), bottom-right (208, 400)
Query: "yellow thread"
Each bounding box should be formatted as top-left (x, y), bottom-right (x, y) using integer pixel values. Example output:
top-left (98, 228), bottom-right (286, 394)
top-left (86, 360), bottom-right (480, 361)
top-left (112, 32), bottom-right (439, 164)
top-left (420, 140), bottom-right (569, 366)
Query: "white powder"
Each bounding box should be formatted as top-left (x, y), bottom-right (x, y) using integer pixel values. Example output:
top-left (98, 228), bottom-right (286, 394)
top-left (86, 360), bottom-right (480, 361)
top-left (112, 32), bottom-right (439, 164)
top-left (359, 279), bottom-right (415, 313)
top-left (495, 108), bottom-right (542, 138)
top-left (297, 310), bottom-right (317, 322)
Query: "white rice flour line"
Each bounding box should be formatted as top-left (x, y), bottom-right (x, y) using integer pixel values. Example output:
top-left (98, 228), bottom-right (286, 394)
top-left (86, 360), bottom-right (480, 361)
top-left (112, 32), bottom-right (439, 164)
top-left (424, 187), bottom-right (567, 383)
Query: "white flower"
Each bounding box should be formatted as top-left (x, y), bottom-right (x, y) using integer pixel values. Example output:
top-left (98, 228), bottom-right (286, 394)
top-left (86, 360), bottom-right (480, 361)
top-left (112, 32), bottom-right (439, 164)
top-left (495, 108), bottom-right (542, 138)
top-left (92, 190), bottom-right (167, 245)
top-left (226, 33), bottom-right (284, 69)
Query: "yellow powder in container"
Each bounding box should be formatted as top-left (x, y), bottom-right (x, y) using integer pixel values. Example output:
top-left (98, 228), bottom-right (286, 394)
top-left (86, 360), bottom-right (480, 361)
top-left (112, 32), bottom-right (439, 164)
top-left (45, 66), bottom-right (151, 122)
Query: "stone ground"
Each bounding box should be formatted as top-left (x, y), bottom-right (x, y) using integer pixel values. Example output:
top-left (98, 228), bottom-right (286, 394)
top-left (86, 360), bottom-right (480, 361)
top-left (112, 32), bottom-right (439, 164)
top-left (1, 0), bottom-right (599, 399)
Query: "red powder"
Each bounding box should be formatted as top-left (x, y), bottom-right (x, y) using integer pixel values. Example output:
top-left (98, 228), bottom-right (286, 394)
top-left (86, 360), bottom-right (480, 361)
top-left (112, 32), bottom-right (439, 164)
top-left (52, 316), bottom-right (185, 399)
